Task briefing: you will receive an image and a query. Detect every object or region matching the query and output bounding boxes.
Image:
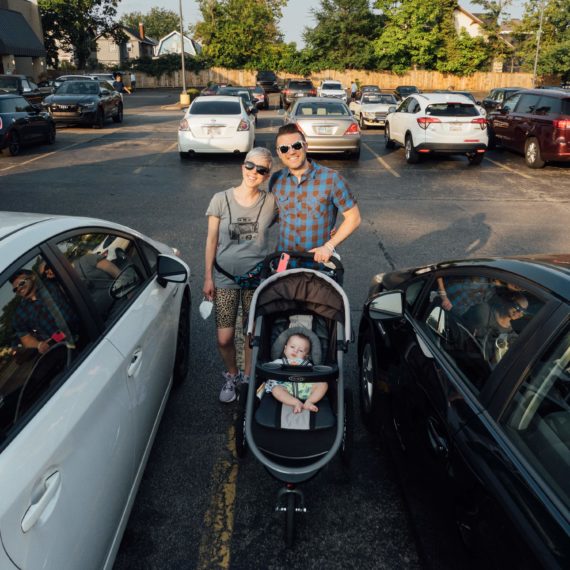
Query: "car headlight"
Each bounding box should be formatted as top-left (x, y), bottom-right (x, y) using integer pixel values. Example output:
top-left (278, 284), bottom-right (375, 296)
top-left (363, 112), bottom-right (375, 118)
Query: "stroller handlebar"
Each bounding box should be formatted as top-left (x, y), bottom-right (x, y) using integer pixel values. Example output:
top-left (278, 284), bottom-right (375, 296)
top-left (261, 251), bottom-right (344, 281)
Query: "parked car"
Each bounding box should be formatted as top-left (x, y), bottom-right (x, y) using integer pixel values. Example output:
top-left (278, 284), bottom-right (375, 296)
top-left (0, 75), bottom-right (51, 105)
top-left (178, 95), bottom-right (255, 157)
top-left (487, 88), bottom-right (570, 168)
top-left (394, 85), bottom-right (420, 100)
top-left (0, 94), bottom-right (56, 156)
top-left (280, 79), bottom-right (317, 109)
top-left (283, 97), bottom-right (360, 159)
top-left (432, 90), bottom-right (486, 115)
top-left (0, 211), bottom-right (191, 570)
top-left (42, 80), bottom-right (123, 128)
top-left (355, 84), bottom-right (381, 99)
top-left (481, 87), bottom-right (524, 114)
top-left (349, 92), bottom-right (398, 129)
top-left (385, 92), bottom-right (488, 165)
top-left (255, 70), bottom-right (279, 93)
top-left (247, 85), bottom-right (269, 110)
top-left (216, 87), bottom-right (258, 122)
top-left (358, 255), bottom-right (570, 569)
top-left (200, 83), bottom-right (232, 96)
top-left (317, 80), bottom-right (347, 102)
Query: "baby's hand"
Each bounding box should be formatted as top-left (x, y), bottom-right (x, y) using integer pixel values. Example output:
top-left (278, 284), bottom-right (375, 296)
top-left (303, 400), bottom-right (318, 412)
top-left (293, 400), bottom-right (303, 414)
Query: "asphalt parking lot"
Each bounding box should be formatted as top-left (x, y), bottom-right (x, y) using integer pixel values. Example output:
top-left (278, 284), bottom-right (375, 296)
top-left (1, 89), bottom-right (569, 569)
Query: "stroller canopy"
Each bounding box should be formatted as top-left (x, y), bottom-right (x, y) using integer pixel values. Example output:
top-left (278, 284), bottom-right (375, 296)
top-left (246, 269), bottom-right (351, 341)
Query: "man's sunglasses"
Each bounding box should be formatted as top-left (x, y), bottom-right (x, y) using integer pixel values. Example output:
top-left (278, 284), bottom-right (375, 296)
top-left (278, 141), bottom-right (305, 154)
top-left (12, 278), bottom-right (30, 293)
top-left (511, 303), bottom-right (526, 314)
top-left (243, 161), bottom-right (270, 176)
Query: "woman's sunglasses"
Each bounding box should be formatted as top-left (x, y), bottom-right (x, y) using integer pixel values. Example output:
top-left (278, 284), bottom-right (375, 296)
top-left (511, 303), bottom-right (526, 315)
top-left (278, 141), bottom-right (305, 154)
top-left (243, 161), bottom-right (270, 175)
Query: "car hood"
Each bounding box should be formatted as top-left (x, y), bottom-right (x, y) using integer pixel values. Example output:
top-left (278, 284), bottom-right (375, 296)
top-left (44, 94), bottom-right (98, 104)
top-left (321, 89), bottom-right (345, 95)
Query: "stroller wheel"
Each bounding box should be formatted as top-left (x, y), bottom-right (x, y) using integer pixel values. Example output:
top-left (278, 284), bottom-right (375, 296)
top-left (234, 385), bottom-right (248, 458)
top-left (341, 388), bottom-right (354, 467)
top-left (285, 493), bottom-right (296, 547)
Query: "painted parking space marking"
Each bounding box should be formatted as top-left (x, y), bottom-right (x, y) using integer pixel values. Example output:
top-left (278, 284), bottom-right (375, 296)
top-left (484, 156), bottom-right (532, 179)
top-left (133, 141), bottom-right (177, 174)
top-left (362, 142), bottom-right (400, 178)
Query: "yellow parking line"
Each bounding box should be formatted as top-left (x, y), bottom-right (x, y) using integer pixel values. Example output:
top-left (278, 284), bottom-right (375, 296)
top-left (133, 141), bottom-right (177, 174)
top-left (197, 425), bottom-right (238, 569)
top-left (484, 156), bottom-right (532, 179)
top-left (362, 142), bottom-right (400, 178)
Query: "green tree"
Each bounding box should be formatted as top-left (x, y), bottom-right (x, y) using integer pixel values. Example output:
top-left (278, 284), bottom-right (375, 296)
top-left (38, 0), bottom-right (122, 68)
top-left (193, 0), bottom-right (286, 69)
top-left (470, 0), bottom-right (513, 60)
top-left (302, 0), bottom-right (382, 70)
top-left (120, 7), bottom-right (180, 40)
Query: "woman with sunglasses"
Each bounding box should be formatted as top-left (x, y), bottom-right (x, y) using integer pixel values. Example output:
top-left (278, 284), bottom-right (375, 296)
top-left (203, 147), bottom-right (278, 404)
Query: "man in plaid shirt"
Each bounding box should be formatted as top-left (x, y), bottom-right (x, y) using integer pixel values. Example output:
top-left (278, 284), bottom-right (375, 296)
top-left (269, 124), bottom-right (361, 263)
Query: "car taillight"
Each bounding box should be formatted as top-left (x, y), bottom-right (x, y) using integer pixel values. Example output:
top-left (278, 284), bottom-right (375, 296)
top-left (344, 122), bottom-right (360, 135)
top-left (471, 117), bottom-right (487, 130)
top-left (179, 118), bottom-right (191, 131)
top-left (0, 117), bottom-right (3, 130)
top-left (553, 119), bottom-right (570, 130)
top-left (309, 89), bottom-right (317, 96)
top-left (237, 119), bottom-right (250, 131)
top-left (282, 89), bottom-right (290, 95)
top-left (417, 117), bottom-right (441, 129)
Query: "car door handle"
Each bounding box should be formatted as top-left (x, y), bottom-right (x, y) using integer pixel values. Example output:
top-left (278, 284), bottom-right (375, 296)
top-left (21, 471), bottom-right (61, 532)
top-left (127, 349), bottom-right (143, 377)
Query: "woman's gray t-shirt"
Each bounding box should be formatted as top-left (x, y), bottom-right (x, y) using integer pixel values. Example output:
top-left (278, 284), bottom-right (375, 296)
top-left (206, 188), bottom-right (278, 289)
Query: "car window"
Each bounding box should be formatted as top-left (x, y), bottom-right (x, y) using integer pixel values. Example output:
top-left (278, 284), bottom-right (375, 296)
top-left (421, 275), bottom-right (544, 392)
top-left (0, 97), bottom-right (32, 113)
top-left (139, 241), bottom-right (159, 273)
top-left (397, 97), bottom-right (413, 113)
top-left (56, 233), bottom-right (146, 325)
top-left (190, 100), bottom-right (241, 115)
top-left (408, 99), bottom-right (421, 113)
top-left (0, 255), bottom-right (84, 446)
top-left (535, 96), bottom-right (561, 115)
top-left (0, 77), bottom-right (18, 90)
top-left (502, 92), bottom-right (522, 113)
top-left (405, 279), bottom-right (425, 309)
top-left (502, 325), bottom-right (570, 509)
top-left (297, 102), bottom-right (348, 116)
top-left (289, 81), bottom-right (313, 89)
top-left (426, 103), bottom-right (478, 117)
top-left (516, 93), bottom-right (542, 114)
top-left (322, 83), bottom-right (341, 89)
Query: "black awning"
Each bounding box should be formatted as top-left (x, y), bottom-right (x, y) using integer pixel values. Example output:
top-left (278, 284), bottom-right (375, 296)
top-left (0, 9), bottom-right (46, 58)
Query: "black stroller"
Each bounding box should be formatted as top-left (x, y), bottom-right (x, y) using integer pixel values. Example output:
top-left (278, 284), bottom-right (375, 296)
top-left (235, 252), bottom-right (353, 546)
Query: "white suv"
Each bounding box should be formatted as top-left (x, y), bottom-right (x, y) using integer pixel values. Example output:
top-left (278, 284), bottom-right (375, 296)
top-left (385, 92), bottom-right (488, 165)
top-left (317, 80), bottom-right (347, 102)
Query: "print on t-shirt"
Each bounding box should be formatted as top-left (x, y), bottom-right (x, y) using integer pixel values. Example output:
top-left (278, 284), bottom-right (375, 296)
top-left (228, 217), bottom-right (259, 242)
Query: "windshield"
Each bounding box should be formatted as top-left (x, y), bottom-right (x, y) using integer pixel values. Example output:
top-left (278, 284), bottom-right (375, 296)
top-left (0, 77), bottom-right (18, 91)
top-left (190, 100), bottom-right (242, 115)
top-left (363, 95), bottom-right (396, 104)
top-left (322, 83), bottom-right (342, 90)
top-left (55, 81), bottom-right (99, 95)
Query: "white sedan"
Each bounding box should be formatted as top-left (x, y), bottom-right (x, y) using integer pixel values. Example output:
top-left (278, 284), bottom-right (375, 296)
top-left (0, 212), bottom-right (191, 570)
top-left (385, 92), bottom-right (488, 165)
top-left (349, 93), bottom-right (398, 129)
top-left (178, 95), bottom-right (255, 157)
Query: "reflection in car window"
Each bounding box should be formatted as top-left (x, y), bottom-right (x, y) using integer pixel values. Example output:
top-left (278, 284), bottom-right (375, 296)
top-left (422, 275), bottom-right (543, 391)
top-left (502, 326), bottom-right (570, 509)
top-left (426, 103), bottom-right (478, 117)
top-left (405, 280), bottom-right (425, 308)
top-left (190, 101), bottom-right (241, 115)
top-left (516, 94), bottom-right (542, 114)
top-left (57, 233), bottom-right (145, 324)
top-left (0, 256), bottom-right (81, 445)
top-left (502, 93), bottom-right (522, 112)
top-left (535, 96), bottom-right (561, 115)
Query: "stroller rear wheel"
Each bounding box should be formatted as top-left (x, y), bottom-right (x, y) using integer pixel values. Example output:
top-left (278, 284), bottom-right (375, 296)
top-left (341, 387), bottom-right (354, 466)
top-left (234, 384), bottom-right (248, 458)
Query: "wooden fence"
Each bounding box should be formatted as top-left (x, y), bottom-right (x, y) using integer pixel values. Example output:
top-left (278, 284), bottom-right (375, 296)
top-left (134, 67), bottom-right (537, 91)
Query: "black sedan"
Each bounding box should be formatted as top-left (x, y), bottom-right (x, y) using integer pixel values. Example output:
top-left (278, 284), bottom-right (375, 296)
top-left (0, 94), bottom-right (56, 156)
top-left (358, 255), bottom-right (569, 569)
top-left (481, 87), bottom-right (524, 113)
top-left (42, 80), bottom-right (123, 128)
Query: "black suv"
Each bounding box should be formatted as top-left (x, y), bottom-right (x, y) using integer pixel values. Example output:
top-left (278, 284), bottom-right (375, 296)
top-left (280, 79), bottom-right (316, 109)
top-left (0, 75), bottom-right (51, 105)
top-left (481, 87), bottom-right (523, 113)
top-left (256, 71), bottom-right (279, 93)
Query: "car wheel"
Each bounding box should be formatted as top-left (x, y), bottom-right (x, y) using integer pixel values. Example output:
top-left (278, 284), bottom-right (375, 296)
top-left (405, 134), bottom-right (419, 164)
top-left (112, 104), bottom-right (123, 123)
top-left (8, 131), bottom-right (21, 156)
top-left (467, 152), bottom-right (484, 166)
top-left (359, 336), bottom-right (381, 432)
top-left (172, 292), bottom-right (190, 386)
top-left (359, 115), bottom-right (367, 130)
top-left (350, 148), bottom-right (361, 160)
top-left (525, 137), bottom-right (545, 168)
top-left (385, 123), bottom-right (395, 149)
top-left (93, 108), bottom-right (104, 129)
top-left (279, 98), bottom-right (283, 109)
top-left (46, 124), bottom-right (56, 145)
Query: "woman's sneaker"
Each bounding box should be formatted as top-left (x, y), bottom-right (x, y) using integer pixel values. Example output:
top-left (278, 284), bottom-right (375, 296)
top-left (219, 371), bottom-right (243, 403)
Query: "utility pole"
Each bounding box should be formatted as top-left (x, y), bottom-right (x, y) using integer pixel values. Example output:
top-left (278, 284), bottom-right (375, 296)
top-left (532, 1), bottom-right (545, 87)
top-left (179, 0), bottom-right (189, 106)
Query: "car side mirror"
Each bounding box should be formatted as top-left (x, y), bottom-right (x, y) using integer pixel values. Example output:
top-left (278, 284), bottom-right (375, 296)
top-left (388, 106), bottom-right (397, 113)
top-left (157, 254), bottom-right (189, 286)
top-left (368, 290), bottom-right (404, 320)
top-left (277, 109), bottom-right (285, 116)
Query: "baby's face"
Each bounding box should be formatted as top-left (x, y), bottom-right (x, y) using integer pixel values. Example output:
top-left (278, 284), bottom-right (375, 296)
top-left (284, 335), bottom-right (310, 360)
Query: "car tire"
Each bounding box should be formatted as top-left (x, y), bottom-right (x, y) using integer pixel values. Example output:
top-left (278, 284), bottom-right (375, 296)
top-left (525, 137), bottom-right (545, 168)
top-left (8, 131), bottom-right (21, 156)
top-left (359, 115), bottom-right (367, 130)
top-left (467, 152), bottom-right (484, 166)
top-left (179, 151), bottom-right (192, 160)
top-left (112, 104), bottom-right (123, 123)
top-left (46, 124), bottom-right (56, 145)
top-left (385, 124), bottom-right (395, 149)
top-left (93, 108), bottom-right (104, 129)
top-left (350, 148), bottom-right (361, 160)
top-left (359, 335), bottom-right (381, 432)
top-left (405, 134), bottom-right (420, 164)
top-left (172, 292), bottom-right (191, 386)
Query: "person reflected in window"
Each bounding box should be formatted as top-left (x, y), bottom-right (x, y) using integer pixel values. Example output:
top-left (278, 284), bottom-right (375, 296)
top-left (10, 269), bottom-right (78, 354)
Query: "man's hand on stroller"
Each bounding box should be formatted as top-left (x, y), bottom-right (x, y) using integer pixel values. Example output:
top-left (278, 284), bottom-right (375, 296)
top-left (309, 242), bottom-right (335, 263)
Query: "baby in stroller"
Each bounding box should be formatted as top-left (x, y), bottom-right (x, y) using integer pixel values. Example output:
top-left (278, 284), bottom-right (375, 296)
top-left (265, 329), bottom-right (328, 413)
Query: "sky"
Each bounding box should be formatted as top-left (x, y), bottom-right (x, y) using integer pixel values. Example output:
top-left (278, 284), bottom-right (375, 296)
top-left (116, 0), bottom-right (525, 48)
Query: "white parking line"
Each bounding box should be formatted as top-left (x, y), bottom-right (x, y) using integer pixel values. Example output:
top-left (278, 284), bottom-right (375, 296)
top-left (133, 142), bottom-right (178, 174)
top-left (484, 156), bottom-right (532, 179)
top-left (362, 142), bottom-right (400, 178)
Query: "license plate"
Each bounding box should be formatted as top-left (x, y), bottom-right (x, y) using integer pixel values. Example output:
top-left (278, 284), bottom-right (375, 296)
top-left (449, 123), bottom-right (462, 131)
top-left (204, 126), bottom-right (222, 136)
top-left (316, 126), bottom-right (334, 135)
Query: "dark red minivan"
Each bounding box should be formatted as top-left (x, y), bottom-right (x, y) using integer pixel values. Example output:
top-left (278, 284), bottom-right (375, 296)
top-left (488, 88), bottom-right (570, 168)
